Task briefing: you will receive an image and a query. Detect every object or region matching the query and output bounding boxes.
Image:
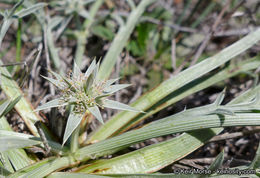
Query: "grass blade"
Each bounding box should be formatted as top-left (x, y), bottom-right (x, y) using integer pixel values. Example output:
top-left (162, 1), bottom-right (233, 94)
top-left (76, 90), bottom-right (260, 163)
top-left (0, 166), bottom-right (12, 176)
top-left (89, 29), bottom-right (260, 142)
top-left (75, 85), bottom-right (260, 173)
top-left (0, 95), bottom-right (21, 117)
top-left (0, 18), bottom-right (13, 47)
top-left (48, 172), bottom-right (111, 178)
top-left (208, 150), bottom-right (224, 171)
top-left (0, 130), bottom-right (41, 152)
top-left (15, 86), bottom-right (259, 178)
top-left (0, 61), bottom-right (40, 136)
top-left (0, 100), bottom-right (10, 117)
top-left (8, 156), bottom-right (77, 178)
top-left (77, 129), bottom-right (219, 174)
top-left (15, 3), bottom-right (46, 18)
top-left (97, 0), bottom-right (156, 80)
top-left (249, 141), bottom-right (260, 169)
top-left (0, 117), bottom-right (34, 172)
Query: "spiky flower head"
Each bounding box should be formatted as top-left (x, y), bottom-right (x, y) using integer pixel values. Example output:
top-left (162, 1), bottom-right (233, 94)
top-left (36, 59), bottom-right (141, 124)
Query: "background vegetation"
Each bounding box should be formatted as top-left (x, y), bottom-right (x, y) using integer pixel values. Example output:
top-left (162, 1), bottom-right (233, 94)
top-left (0, 0), bottom-right (260, 177)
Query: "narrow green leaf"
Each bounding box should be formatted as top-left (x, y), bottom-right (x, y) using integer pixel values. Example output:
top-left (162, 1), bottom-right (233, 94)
top-left (79, 9), bottom-right (91, 20)
top-left (88, 105), bottom-right (103, 124)
top-left (84, 73), bottom-right (94, 94)
top-left (48, 172), bottom-right (111, 178)
top-left (15, 3), bottom-right (46, 18)
top-left (0, 166), bottom-right (12, 176)
top-left (103, 99), bottom-right (141, 112)
top-left (104, 84), bottom-right (131, 94)
top-left (62, 112), bottom-right (83, 146)
top-left (0, 130), bottom-right (41, 151)
top-left (8, 156), bottom-right (77, 178)
top-left (61, 75), bottom-right (73, 89)
top-left (77, 129), bottom-right (220, 174)
top-left (214, 89), bottom-right (226, 106)
top-left (85, 59), bottom-right (96, 77)
top-left (105, 78), bottom-right (120, 87)
top-left (48, 16), bottom-right (63, 30)
top-left (91, 25), bottom-right (115, 41)
top-left (0, 18), bottom-right (13, 47)
top-left (0, 100), bottom-right (10, 117)
top-left (41, 75), bottom-right (63, 90)
top-left (73, 62), bottom-right (82, 77)
top-left (1, 95), bottom-right (22, 117)
top-left (48, 70), bottom-right (63, 81)
top-left (1, 124), bottom-right (67, 154)
top-left (208, 150), bottom-right (224, 171)
top-left (46, 25), bottom-right (61, 71)
top-left (35, 98), bottom-right (68, 112)
top-left (0, 117), bottom-right (34, 172)
top-left (93, 59), bottom-right (100, 79)
top-left (9, 0), bottom-right (24, 17)
top-left (250, 141), bottom-right (260, 169)
top-left (226, 93), bottom-right (260, 109)
top-left (4, 149), bottom-right (33, 171)
top-left (0, 153), bottom-right (14, 174)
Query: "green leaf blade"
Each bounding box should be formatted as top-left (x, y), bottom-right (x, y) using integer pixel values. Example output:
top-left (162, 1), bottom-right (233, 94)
top-left (85, 59), bottom-right (96, 77)
top-left (0, 130), bottom-right (41, 152)
top-left (1, 95), bottom-right (22, 117)
top-left (35, 98), bottom-right (67, 112)
top-left (89, 28), bottom-right (260, 143)
top-left (62, 112), bottom-right (83, 146)
top-left (15, 3), bottom-right (46, 18)
top-left (88, 105), bottom-right (103, 124)
top-left (103, 99), bottom-right (142, 113)
top-left (104, 84), bottom-right (131, 94)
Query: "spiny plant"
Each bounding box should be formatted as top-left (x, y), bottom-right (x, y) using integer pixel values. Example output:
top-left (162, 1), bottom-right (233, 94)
top-left (0, 0), bottom-right (260, 177)
top-left (36, 59), bottom-right (141, 146)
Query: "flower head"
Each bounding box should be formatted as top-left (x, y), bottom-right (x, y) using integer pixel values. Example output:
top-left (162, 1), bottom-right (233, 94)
top-left (36, 59), bottom-right (141, 124)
